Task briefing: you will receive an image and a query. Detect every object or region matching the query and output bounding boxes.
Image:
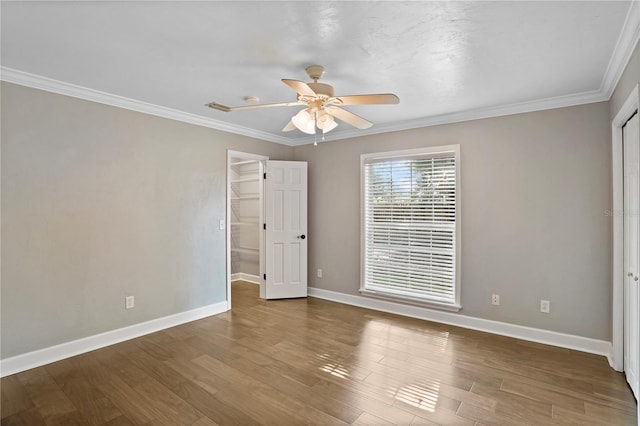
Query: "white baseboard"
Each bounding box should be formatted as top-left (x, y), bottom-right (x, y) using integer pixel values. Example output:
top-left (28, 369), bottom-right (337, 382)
top-left (308, 287), bottom-right (612, 359)
top-left (0, 301), bottom-right (229, 378)
top-left (231, 273), bottom-right (261, 285)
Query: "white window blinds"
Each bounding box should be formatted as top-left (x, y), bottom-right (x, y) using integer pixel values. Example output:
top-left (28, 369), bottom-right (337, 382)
top-left (362, 147), bottom-right (459, 306)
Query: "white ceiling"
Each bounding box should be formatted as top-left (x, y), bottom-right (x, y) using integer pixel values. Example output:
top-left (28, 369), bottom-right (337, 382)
top-left (1, 1), bottom-right (637, 146)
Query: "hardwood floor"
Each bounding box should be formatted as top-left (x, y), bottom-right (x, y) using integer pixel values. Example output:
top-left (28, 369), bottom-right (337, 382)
top-left (1, 281), bottom-right (637, 425)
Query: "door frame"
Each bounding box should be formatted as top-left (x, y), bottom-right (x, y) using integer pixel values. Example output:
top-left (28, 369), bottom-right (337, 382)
top-left (611, 84), bottom-right (639, 372)
top-left (226, 150), bottom-right (268, 308)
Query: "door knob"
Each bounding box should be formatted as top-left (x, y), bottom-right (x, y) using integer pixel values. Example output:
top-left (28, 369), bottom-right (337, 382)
top-left (297, 234), bottom-right (306, 239)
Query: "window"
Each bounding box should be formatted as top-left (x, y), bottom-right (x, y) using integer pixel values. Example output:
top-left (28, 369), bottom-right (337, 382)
top-left (360, 145), bottom-right (461, 311)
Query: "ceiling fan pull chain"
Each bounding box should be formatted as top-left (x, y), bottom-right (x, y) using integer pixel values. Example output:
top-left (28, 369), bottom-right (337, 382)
top-left (314, 110), bottom-right (319, 146)
top-left (314, 120), bottom-right (318, 146)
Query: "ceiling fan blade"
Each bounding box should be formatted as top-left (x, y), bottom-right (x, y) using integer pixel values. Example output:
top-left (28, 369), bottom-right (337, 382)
top-left (325, 106), bottom-right (373, 129)
top-left (282, 120), bottom-right (296, 132)
top-left (334, 94), bottom-right (399, 105)
top-left (207, 101), bottom-right (304, 112)
top-left (282, 79), bottom-right (317, 97)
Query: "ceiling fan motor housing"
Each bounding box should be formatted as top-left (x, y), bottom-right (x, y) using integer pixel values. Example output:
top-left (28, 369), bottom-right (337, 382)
top-left (306, 65), bottom-right (325, 80)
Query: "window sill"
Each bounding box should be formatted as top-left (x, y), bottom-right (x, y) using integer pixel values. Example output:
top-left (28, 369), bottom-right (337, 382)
top-left (359, 289), bottom-right (462, 312)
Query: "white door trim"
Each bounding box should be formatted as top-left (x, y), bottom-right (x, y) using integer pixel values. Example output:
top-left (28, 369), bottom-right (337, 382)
top-left (611, 84), bottom-right (639, 372)
top-left (226, 150), bottom-right (268, 308)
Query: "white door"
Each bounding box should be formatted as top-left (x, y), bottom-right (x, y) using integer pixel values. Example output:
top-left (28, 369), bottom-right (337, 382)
top-left (263, 161), bottom-right (308, 299)
top-left (623, 112), bottom-right (639, 399)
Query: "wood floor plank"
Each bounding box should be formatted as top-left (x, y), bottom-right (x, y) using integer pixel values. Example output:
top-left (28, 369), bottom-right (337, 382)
top-left (1, 375), bottom-right (35, 419)
top-left (0, 408), bottom-right (47, 426)
top-left (166, 353), bottom-right (312, 425)
top-left (130, 376), bottom-right (204, 426)
top-left (44, 357), bottom-right (123, 426)
top-left (593, 381), bottom-right (639, 407)
top-left (169, 379), bottom-right (258, 426)
top-left (1, 281), bottom-right (636, 426)
top-left (226, 355), bottom-right (363, 424)
top-left (352, 411), bottom-right (393, 425)
top-left (584, 401), bottom-right (638, 425)
top-left (455, 357), bottom-right (635, 413)
top-left (310, 377), bottom-right (412, 418)
top-left (470, 381), bottom-right (553, 420)
top-left (409, 415), bottom-right (440, 425)
top-left (15, 368), bottom-right (78, 422)
top-left (191, 417), bottom-right (220, 426)
top-left (456, 401), bottom-right (533, 426)
top-left (551, 405), bottom-right (612, 426)
top-left (102, 415), bottom-right (136, 426)
top-left (112, 341), bottom-right (190, 390)
top-left (499, 378), bottom-right (586, 414)
top-left (83, 354), bottom-right (158, 425)
top-left (191, 354), bottom-right (348, 425)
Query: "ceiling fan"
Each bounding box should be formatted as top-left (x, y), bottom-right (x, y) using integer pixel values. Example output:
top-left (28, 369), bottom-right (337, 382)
top-left (207, 65), bottom-right (399, 136)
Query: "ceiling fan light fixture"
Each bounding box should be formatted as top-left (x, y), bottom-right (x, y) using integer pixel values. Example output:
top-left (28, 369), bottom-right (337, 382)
top-left (322, 121), bottom-right (338, 133)
top-left (291, 109), bottom-right (316, 134)
top-left (317, 112), bottom-right (338, 133)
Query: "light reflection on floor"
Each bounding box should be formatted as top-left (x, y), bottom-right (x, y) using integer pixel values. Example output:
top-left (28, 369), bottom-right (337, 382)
top-left (315, 352), bottom-right (351, 379)
top-left (364, 320), bottom-right (446, 412)
top-left (314, 319), bottom-right (448, 410)
top-left (386, 378), bottom-right (442, 412)
top-left (367, 321), bottom-right (451, 353)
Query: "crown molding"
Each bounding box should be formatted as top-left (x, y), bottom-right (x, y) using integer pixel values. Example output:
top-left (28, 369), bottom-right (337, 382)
top-left (0, 67), bottom-right (295, 146)
top-left (297, 89), bottom-right (609, 146)
top-left (3, 0), bottom-right (639, 152)
top-left (601, 0), bottom-right (640, 98)
top-left (0, 66), bottom-right (617, 148)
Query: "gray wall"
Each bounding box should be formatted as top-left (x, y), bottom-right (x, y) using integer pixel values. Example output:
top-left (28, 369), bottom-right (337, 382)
top-left (1, 82), bottom-right (293, 358)
top-left (610, 41), bottom-right (639, 120)
top-left (293, 102), bottom-right (612, 341)
top-left (2, 68), bottom-right (625, 358)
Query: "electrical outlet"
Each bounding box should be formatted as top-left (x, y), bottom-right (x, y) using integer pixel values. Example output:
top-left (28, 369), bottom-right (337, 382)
top-left (219, 219), bottom-right (225, 230)
top-left (540, 299), bottom-right (550, 313)
top-left (125, 296), bottom-right (135, 309)
top-left (491, 294), bottom-right (500, 305)
top-left (317, 269), bottom-right (323, 278)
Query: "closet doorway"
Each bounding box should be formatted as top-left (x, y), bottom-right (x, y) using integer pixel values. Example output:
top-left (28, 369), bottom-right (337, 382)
top-left (226, 150), bottom-right (267, 307)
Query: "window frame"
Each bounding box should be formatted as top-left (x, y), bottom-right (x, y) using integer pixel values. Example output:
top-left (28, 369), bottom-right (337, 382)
top-left (359, 145), bottom-right (462, 311)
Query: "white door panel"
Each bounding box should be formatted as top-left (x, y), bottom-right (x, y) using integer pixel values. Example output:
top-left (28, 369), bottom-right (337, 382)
top-left (265, 160), bottom-right (308, 299)
top-left (623, 112), bottom-right (639, 399)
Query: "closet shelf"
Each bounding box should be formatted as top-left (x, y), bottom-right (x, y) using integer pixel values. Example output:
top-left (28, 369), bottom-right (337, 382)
top-left (231, 177), bottom-right (260, 183)
top-left (231, 221), bottom-right (260, 226)
top-left (231, 248), bottom-right (259, 255)
top-left (230, 160), bottom-right (259, 166)
top-left (231, 194), bottom-right (260, 200)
